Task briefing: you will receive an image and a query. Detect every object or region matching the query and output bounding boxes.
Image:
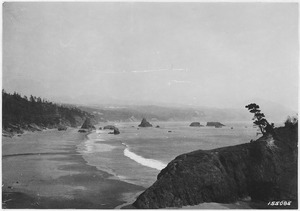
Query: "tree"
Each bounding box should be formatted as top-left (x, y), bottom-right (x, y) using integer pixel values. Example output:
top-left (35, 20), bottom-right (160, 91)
top-left (285, 114), bottom-right (298, 127)
top-left (245, 103), bottom-right (274, 135)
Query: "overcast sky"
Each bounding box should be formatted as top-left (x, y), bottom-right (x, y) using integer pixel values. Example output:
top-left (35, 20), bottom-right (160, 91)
top-left (2, 2), bottom-right (299, 110)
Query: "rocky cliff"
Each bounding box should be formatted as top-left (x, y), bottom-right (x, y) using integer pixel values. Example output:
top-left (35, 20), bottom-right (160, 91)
top-left (133, 124), bottom-right (298, 208)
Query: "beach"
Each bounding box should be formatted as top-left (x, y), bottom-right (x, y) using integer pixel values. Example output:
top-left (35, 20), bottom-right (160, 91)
top-left (2, 128), bottom-right (144, 208)
top-left (3, 121), bottom-right (259, 209)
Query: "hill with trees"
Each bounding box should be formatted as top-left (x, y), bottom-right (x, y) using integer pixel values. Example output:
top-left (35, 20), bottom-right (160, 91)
top-left (2, 90), bottom-right (95, 136)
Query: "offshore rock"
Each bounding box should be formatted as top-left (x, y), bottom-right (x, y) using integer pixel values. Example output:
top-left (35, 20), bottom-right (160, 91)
top-left (80, 118), bottom-right (96, 130)
top-left (103, 125), bottom-right (117, 130)
top-left (133, 125), bottom-right (297, 208)
top-left (138, 118), bottom-right (152, 127)
top-left (189, 122), bottom-right (202, 127)
top-left (108, 127), bottom-right (120, 135)
top-left (206, 122), bottom-right (225, 127)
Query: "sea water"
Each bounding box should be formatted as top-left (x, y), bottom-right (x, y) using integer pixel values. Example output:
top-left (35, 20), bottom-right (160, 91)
top-left (77, 121), bottom-right (259, 188)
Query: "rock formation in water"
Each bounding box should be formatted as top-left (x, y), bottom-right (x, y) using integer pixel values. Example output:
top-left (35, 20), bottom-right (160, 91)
top-left (189, 122), bottom-right (202, 127)
top-left (206, 122), bottom-right (225, 127)
top-left (103, 125), bottom-right (117, 130)
top-left (80, 118), bottom-right (96, 130)
top-left (113, 128), bottom-right (120, 134)
top-left (133, 124), bottom-right (298, 209)
top-left (138, 118), bottom-right (153, 127)
top-left (109, 128), bottom-right (120, 135)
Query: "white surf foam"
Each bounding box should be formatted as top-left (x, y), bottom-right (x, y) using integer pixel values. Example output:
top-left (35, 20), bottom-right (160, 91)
top-left (122, 143), bottom-right (167, 171)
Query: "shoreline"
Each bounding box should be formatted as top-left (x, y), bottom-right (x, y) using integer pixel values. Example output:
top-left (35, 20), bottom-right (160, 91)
top-left (2, 128), bottom-right (144, 208)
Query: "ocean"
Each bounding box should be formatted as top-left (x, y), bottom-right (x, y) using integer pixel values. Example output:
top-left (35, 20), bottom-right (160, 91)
top-left (77, 121), bottom-right (259, 189)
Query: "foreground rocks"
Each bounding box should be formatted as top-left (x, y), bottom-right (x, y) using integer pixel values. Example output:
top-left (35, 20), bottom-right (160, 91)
top-left (133, 124), bottom-right (298, 208)
top-left (138, 118), bottom-right (152, 127)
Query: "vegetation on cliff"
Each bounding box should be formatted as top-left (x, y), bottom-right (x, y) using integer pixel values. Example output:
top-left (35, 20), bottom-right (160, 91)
top-left (245, 103), bottom-right (274, 135)
top-left (133, 111), bottom-right (298, 209)
top-left (2, 90), bottom-right (94, 135)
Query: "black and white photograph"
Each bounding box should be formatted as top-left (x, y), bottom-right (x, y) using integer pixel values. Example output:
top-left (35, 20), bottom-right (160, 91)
top-left (2, 1), bottom-right (298, 209)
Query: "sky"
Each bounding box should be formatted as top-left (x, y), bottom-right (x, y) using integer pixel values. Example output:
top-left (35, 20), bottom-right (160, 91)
top-left (2, 2), bottom-right (299, 110)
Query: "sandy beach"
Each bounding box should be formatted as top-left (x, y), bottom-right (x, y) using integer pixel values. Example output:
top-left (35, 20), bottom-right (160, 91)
top-left (2, 128), bottom-right (144, 209)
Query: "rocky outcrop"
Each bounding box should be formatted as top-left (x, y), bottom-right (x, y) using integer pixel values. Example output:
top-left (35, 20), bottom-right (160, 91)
top-left (206, 122), bottom-right (225, 127)
top-left (103, 125), bottom-right (117, 130)
top-left (133, 125), bottom-right (298, 208)
top-left (57, 125), bottom-right (67, 131)
top-left (78, 129), bottom-right (87, 133)
top-left (113, 128), bottom-right (120, 134)
top-left (189, 122), bottom-right (202, 127)
top-left (138, 118), bottom-right (152, 127)
top-left (104, 125), bottom-right (120, 135)
top-left (109, 128), bottom-right (120, 135)
top-left (80, 118), bottom-right (96, 130)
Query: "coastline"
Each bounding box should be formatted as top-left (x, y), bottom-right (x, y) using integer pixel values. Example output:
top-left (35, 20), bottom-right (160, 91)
top-left (2, 128), bottom-right (144, 208)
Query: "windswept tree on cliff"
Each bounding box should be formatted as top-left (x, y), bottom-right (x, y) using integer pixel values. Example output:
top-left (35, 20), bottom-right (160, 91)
top-left (245, 103), bottom-right (274, 135)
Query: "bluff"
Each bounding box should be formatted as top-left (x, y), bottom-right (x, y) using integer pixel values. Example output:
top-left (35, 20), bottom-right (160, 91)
top-left (2, 91), bottom-right (95, 137)
top-left (133, 124), bottom-right (298, 208)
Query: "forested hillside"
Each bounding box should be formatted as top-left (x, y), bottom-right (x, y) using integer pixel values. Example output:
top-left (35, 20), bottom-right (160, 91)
top-left (2, 90), bottom-right (95, 135)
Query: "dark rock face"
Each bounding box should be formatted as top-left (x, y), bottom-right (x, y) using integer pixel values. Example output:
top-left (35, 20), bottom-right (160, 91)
top-left (133, 125), bottom-right (298, 209)
top-left (80, 118), bottom-right (96, 130)
top-left (108, 128), bottom-right (120, 135)
top-left (138, 118), bottom-right (152, 127)
top-left (189, 122), bottom-right (202, 127)
top-left (104, 125), bottom-right (120, 135)
top-left (113, 128), bottom-right (120, 134)
top-left (206, 122), bottom-right (225, 127)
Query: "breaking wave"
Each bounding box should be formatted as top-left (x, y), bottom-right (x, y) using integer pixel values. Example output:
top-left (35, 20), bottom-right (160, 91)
top-left (122, 143), bottom-right (167, 171)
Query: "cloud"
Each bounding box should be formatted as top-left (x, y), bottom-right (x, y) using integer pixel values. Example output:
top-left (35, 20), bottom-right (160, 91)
top-left (95, 68), bottom-right (188, 74)
top-left (167, 80), bottom-right (192, 86)
top-left (172, 80), bottom-right (192, 83)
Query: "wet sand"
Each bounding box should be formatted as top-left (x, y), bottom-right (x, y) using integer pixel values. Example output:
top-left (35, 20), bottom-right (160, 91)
top-left (2, 128), bottom-right (144, 209)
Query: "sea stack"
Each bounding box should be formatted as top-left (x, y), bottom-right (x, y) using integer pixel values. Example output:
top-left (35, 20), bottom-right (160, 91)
top-left (113, 128), bottom-right (120, 135)
top-left (80, 118), bottom-right (96, 130)
top-left (206, 122), bottom-right (225, 127)
top-left (104, 125), bottom-right (117, 130)
top-left (138, 118), bottom-right (153, 127)
top-left (189, 122), bottom-right (202, 127)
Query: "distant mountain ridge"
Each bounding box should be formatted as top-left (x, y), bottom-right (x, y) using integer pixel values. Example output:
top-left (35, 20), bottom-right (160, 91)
top-left (79, 104), bottom-right (254, 123)
top-left (79, 100), bottom-right (295, 123)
